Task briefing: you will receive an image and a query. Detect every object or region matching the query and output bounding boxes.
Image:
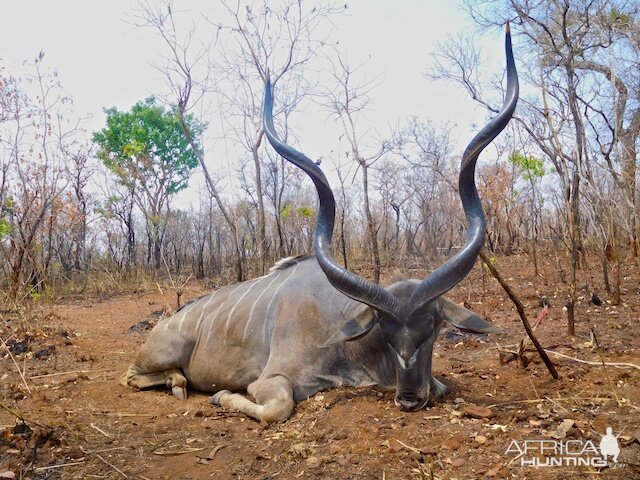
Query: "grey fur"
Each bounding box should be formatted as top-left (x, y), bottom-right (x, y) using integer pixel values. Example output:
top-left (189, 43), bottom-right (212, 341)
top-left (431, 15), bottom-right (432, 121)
top-left (121, 256), bottom-right (497, 422)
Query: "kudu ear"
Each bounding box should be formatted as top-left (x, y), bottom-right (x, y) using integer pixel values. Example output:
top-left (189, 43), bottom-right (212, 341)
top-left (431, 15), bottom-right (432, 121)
top-left (440, 298), bottom-right (502, 334)
top-left (320, 305), bottom-right (377, 347)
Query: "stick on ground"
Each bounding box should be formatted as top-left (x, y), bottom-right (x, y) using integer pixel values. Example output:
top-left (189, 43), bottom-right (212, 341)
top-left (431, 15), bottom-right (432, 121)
top-left (479, 249), bottom-right (558, 379)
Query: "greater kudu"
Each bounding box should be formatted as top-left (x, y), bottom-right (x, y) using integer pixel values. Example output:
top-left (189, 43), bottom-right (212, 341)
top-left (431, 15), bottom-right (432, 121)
top-left (121, 26), bottom-right (518, 422)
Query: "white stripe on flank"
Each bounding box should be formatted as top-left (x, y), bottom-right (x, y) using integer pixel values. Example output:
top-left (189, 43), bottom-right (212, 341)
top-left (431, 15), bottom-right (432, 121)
top-left (176, 301), bottom-right (199, 335)
top-left (204, 284), bottom-right (242, 346)
top-left (193, 289), bottom-right (220, 336)
top-left (242, 270), bottom-right (283, 341)
top-left (262, 263), bottom-right (300, 339)
top-left (223, 276), bottom-right (268, 339)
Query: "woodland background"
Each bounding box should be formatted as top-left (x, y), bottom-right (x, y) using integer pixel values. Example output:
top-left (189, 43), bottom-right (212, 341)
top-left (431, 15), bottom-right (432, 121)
top-left (1, 0), bottom-right (639, 336)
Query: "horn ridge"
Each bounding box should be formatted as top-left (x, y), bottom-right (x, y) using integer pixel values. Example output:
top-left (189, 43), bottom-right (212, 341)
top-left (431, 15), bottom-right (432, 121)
top-left (263, 79), bottom-right (400, 320)
top-left (408, 25), bottom-right (519, 320)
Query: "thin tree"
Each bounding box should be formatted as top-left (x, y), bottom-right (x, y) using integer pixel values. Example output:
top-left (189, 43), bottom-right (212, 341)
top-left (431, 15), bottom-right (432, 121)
top-left (323, 55), bottom-right (392, 283)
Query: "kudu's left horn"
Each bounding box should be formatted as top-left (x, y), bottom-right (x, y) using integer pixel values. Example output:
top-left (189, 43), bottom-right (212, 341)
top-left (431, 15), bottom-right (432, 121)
top-left (263, 79), bottom-right (401, 321)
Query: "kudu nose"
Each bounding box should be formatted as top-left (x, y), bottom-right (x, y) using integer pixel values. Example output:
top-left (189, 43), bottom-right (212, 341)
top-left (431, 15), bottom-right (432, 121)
top-left (395, 396), bottom-right (422, 412)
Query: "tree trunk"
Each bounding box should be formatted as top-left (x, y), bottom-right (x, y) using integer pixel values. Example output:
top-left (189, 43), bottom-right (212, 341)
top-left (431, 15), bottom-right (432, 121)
top-left (177, 109), bottom-right (244, 282)
top-left (252, 142), bottom-right (267, 275)
top-left (620, 134), bottom-right (638, 257)
top-left (360, 160), bottom-right (381, 284)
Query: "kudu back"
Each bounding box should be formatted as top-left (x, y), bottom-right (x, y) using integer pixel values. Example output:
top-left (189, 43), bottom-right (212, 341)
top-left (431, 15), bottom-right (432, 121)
top-left (121, 27), bottom-right (518, 422)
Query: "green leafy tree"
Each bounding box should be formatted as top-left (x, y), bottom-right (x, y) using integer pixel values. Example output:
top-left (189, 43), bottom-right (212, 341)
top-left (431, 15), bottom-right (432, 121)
top-left (0, 218), bottom-right (9, 239)
top-left (93, 97), bottom-right (204, 268)
top-left (510, 152), bottom-right (545, 182)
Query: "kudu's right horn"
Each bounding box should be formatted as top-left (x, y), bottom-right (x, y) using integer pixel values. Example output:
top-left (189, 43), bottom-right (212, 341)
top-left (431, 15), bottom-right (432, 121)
top-left (407, 23), bottom-right (519, 321)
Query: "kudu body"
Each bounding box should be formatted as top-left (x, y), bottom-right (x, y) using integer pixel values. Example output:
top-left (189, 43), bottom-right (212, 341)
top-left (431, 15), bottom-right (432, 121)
top-left (121, 27), bottom-right (518, 423)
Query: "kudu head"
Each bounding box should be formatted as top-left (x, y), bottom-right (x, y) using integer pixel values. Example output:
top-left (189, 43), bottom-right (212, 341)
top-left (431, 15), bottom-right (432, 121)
top-left (263, 26), bottom-right (518, 411)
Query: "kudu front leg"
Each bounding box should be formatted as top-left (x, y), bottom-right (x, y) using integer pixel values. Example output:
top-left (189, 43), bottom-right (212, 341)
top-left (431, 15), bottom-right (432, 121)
top-left (121, 366), bottom-right (188, 400)
top-left (210, 375), bottom-right (295, 423)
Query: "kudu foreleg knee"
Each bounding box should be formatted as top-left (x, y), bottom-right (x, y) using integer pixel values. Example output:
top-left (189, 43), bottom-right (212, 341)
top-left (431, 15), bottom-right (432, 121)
top-left (210, 375), bottom-right (295, 423)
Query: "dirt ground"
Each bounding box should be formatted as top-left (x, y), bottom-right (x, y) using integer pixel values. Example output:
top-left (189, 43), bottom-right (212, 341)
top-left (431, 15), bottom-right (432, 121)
top-left (1, 254), bottom-right (640, 479)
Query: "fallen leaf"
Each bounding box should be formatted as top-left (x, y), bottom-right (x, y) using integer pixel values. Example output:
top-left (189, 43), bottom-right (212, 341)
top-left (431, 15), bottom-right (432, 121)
top-left (551, 419), bottom-right (575, 439)
top-left (460, 404), bottom-right (495, 419)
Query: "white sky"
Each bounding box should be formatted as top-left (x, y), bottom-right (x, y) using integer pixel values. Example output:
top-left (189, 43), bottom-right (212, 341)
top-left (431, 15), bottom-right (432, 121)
top-left (0, 1), bottom-right (507, 207)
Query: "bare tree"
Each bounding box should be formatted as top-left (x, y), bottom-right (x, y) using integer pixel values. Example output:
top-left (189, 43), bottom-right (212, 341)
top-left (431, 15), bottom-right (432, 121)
top-left (136, 0), bottom-right (343, 277)
top-left (431, 1), bottom-right (640, 334)
top-left (1, 54), bottom-right (69, 301)
top-left (214, 0), bottom-right (345, 274)
top-left (323, 55), bottom-right (393, 283)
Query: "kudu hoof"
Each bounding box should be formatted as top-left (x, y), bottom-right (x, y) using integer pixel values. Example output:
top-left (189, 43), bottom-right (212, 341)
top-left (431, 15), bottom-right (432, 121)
top-left (209, 390), bottom-right (231, 405)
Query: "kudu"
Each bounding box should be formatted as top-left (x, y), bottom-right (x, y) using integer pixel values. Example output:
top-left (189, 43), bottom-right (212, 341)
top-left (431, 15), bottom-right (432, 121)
top-left (121, 27), bottom-right (518, 423)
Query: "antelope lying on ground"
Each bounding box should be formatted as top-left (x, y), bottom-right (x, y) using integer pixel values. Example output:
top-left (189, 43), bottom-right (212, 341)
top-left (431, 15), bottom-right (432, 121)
top-left (121, 27), bottom-right (518, 423)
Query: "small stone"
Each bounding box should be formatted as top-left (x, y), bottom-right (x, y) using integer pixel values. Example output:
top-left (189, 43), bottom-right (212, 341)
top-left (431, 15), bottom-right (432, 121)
top-left (67, 447), bottom-right (85, 459)
top-left (305, 456), bottom-right (322, 469)
top-left (454, 397), bottom-right (465, 404)
top-left (485, 465), bottom-right (502, 477)
top-left (408, 450), bottom-right (422, 461)
top-left (328, 444), bottom-right (341, 455)
top-left (452, 458), bottom-right (466, 467)
top-left (475, 435), bottom-right (487, 444)
top-left (441, 437), bottom-right (461, 450)
top-left (389, 439), bottom-right (404, 452)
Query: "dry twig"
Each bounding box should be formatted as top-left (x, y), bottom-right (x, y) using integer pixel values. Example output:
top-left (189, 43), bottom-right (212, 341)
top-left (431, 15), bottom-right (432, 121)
top-left (153, 446), bottom-right (205, 455)
top-left (0, 400), bottom-right (50, 429)
top-left (34, 461), bottom-right (85, 472)
top-left (30, 368), bottom-right (115, 379)
top-left (1, 335), bottom-right (31, 394)
top-left (393, 438), bottom-right (422, 454)
top-left (90, 423), bottom-right (112, 438)
top-left (488, 396), bottom-right (612, 408)
top-left (543, 350), bottom-right (640, 370)
top-left (97, 454), bottom-right (128, 478)
top-left (590, 327), bottom-right (623, 406)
